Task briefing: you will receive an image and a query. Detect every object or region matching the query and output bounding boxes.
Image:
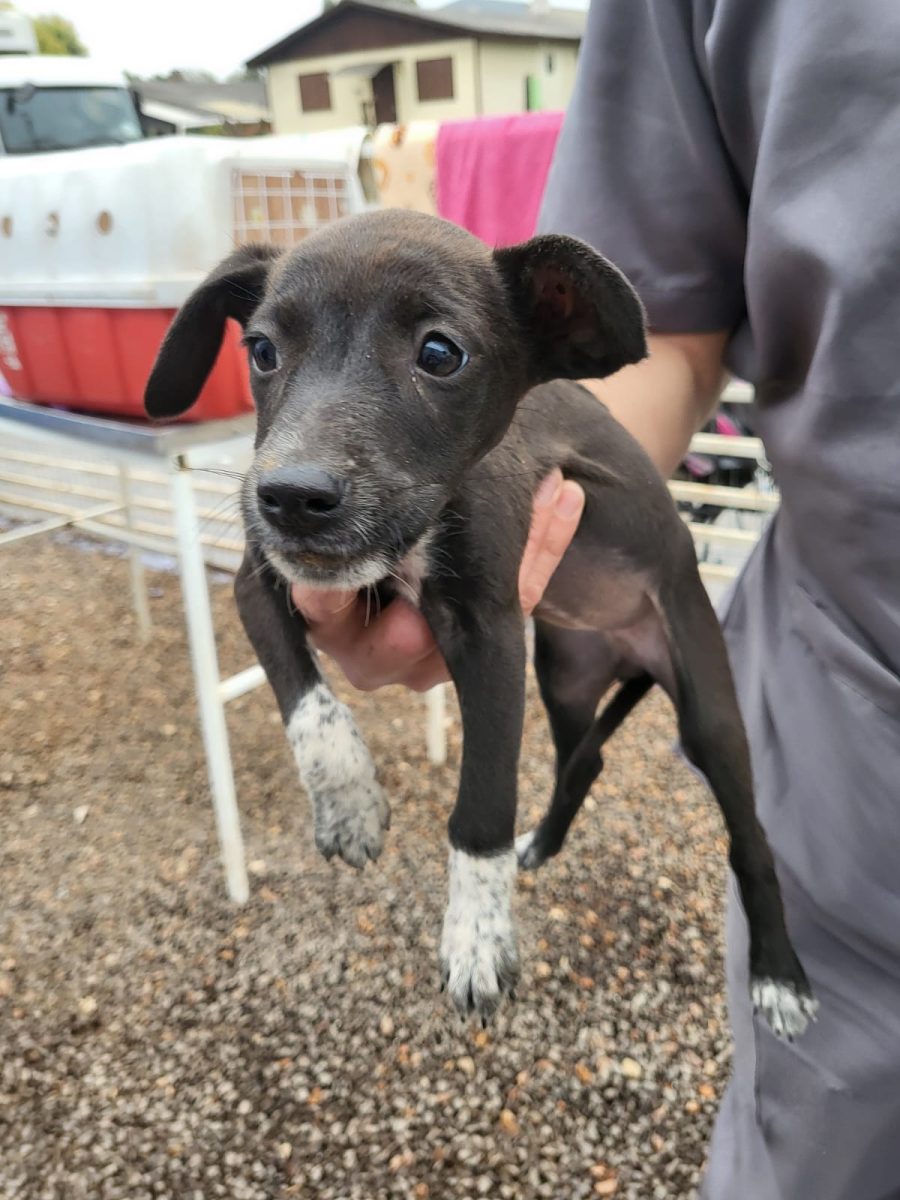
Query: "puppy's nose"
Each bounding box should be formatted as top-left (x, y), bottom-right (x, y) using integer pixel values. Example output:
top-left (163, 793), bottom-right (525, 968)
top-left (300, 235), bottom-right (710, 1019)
top-left (256, 465), bottom-right (347, 532)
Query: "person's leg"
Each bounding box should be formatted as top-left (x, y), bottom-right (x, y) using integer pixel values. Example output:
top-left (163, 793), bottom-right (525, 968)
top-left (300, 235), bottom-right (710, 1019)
top-left (702, 872), bottom-right (900, 1200)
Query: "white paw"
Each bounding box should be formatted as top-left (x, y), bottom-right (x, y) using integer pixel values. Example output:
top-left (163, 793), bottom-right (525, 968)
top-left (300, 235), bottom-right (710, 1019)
top-left (311, 777), bottom-right (390, 868)
top-left (751, 977), bottom-right (819, 1040)
top-left (287, 683), bottom-right (390, 869)
top-left (440, 848), bottom-right (519, 1020)
top-left (515, 828), bottom-right (545, 870)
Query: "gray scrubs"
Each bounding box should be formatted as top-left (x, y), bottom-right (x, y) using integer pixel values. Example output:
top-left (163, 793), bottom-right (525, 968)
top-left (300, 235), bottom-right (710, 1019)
top-left (538, 2), bottom-right (900, 1196)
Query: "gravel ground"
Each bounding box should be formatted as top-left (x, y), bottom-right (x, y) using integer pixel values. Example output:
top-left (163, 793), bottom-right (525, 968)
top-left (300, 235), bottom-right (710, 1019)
top-left (1, 535), bottom-right (731, 1200)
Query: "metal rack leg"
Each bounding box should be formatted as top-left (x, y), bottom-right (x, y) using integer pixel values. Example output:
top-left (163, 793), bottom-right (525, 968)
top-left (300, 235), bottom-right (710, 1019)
top-left (426, 684), bottom-right (447, 765)
top-left (118, 464), bottom-right (152, 641)
top-left (170, 463), bottom-right (249, 905)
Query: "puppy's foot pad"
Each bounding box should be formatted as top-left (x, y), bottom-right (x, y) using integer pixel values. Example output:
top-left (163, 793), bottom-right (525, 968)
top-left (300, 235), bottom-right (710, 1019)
top-left (440, 926), bottom-right (520, 1022)
top-left (751, 977), bottom-right (818, 1040)
top-left (288, 683), bottom-right (390, 869)
top-left (313, 780), bottom-right (390, 868)
top-left (440, 848), bottom-right (520, 1022)
top-left (515, 829), bottom-right (548, 871)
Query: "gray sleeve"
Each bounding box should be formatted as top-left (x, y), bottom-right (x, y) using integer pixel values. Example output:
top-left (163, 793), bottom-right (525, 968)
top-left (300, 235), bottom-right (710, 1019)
top-left (538, 0), bottom-right (747, 333)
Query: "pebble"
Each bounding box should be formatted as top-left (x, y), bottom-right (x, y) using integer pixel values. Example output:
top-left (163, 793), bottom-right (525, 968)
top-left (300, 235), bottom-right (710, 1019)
top-left (499, 1109), bottom-right (520, 1136)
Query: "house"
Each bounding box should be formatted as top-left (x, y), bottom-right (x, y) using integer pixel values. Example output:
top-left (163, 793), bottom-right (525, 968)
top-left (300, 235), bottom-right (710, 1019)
top-left (134, 78), bottom-right (271, 137)
top-left (246, 0), bottom-right (585, 133)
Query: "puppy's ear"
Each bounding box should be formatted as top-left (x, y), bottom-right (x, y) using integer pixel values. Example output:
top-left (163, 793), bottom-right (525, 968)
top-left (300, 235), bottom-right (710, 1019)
top-left (494, 235), bottom-right (647, 383)
top-left (144, 244), bottom-right (281, 419)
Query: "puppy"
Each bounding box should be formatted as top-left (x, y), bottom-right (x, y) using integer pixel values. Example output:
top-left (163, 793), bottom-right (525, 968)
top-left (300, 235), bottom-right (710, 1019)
top-left (145, 210), bottom-right (815, 1039)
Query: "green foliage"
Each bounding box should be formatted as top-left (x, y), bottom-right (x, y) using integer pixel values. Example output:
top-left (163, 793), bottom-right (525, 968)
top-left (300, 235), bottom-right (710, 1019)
top-left (225, 67), bottom-right (262, 83)
top-left (151, 68), bottom-right (218, 83)
top-left (33, 12), bottom-right (88, 56)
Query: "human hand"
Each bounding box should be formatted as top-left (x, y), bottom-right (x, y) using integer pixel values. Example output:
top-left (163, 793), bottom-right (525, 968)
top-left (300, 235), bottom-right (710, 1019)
top-left (291, 468), bottom-right (585, 693)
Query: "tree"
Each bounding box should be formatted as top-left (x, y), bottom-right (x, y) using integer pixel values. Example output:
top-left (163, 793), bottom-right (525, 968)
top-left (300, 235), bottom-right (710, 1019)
top-left (152, 68), bottom-right (218, 83)
top-left (32, 13), bottom-right (88, 55)
top-left (226, 67), bottom-right (262, 83)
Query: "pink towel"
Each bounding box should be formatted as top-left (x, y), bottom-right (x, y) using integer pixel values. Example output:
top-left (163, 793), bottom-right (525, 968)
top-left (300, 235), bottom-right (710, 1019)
top-left (435, 111), bottom-right (563, 247)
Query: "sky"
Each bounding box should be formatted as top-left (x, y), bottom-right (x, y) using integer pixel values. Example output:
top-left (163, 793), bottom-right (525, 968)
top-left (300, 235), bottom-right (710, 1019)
top-left (15, 0), bottom-right (325, 78)
top-left (13, 0), bottom-right (585, 80)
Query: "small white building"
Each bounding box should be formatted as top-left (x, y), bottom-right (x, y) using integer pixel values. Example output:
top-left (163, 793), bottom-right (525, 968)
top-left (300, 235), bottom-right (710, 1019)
top-left (0, 9), bottom-right (39, 56)
top-left (247, 0), bottom-right (585, 133)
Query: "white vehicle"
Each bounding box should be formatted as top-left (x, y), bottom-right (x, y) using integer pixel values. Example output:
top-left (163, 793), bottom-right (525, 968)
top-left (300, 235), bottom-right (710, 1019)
top-left (0, 54), bottom-right (144, 154)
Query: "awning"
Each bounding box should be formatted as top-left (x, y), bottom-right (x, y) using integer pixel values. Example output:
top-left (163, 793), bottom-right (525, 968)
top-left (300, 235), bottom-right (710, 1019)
top-left (139, 99), bottom-right (214, 131)
top-left (139, 98), bottom-right (268, 130)
top-left (331, 59), bottom-right (397, 79)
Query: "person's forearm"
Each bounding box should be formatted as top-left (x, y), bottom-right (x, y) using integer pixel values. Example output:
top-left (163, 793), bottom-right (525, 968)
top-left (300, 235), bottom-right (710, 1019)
top-left (582, 330), bottom-right (730, 477)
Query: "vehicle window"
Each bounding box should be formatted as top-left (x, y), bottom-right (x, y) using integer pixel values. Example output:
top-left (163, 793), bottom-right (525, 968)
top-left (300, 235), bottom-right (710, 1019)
top-left (0, 85), bottom-right (142, 153)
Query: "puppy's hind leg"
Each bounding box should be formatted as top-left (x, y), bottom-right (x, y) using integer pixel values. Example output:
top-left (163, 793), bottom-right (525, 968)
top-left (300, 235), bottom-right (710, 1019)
top-left (658, 546), bottom-right (817, 1039)
top-left (517, 623), bottom-right (631, 870)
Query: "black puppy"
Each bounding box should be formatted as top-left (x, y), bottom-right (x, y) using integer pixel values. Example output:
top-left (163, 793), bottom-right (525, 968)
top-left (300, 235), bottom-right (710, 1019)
top-left (145, 210), bottom-right (815, 1038)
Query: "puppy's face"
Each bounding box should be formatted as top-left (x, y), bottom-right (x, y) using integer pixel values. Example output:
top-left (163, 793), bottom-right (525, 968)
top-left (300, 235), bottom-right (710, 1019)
top-left (145, 210), bottom-right (646, 588)
top-left (239, 215), bottom-right (532, 588)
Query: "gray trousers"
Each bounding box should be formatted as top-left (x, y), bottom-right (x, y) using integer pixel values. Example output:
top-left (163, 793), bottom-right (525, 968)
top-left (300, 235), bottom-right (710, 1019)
top-left (701, 872), bottom-right (900, 1200)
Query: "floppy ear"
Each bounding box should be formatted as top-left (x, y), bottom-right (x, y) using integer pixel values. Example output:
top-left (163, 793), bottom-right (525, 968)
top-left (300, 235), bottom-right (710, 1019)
top-left (494, 234), bottom-right (647, 383)
top-left (144, 244), bottom-right (281, 419)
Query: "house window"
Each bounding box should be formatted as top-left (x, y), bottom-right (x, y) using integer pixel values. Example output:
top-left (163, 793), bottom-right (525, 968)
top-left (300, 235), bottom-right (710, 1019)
top-left (416, 56), bottom-right (454, 102)
top-left (298, 72), bottom-right (332, 112)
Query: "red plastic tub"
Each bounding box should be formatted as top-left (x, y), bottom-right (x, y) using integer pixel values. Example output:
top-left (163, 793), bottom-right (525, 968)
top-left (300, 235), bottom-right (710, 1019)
top-left (0, 306), bottom-right (253, 423)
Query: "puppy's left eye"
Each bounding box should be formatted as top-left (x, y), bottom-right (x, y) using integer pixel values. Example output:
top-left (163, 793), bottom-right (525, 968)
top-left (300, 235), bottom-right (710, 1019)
top-left (249, 337), bottom-right (279, 373)
top-left (417, 333), bottom-right (468, 378)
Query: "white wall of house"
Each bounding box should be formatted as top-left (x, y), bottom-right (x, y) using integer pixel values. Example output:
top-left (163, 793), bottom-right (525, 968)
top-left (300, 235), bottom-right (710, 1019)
top-left (265, 34), bottom-right (580, 132)
top-left (395, 38), bottom-right (479, 122)
top-left (477, 41), bottom-right (536, 114)
top-left (266, 38), bottom-right (480, 133)
top-left (477, 39), bottom-right (578, 115)
top-left (268, 55), bottom-right (365, 131)
top-left (538, 41), bottom-right (579, 109)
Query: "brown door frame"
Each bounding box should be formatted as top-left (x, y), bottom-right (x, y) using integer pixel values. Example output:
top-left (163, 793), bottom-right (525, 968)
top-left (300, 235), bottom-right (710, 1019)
top-left (372, 64), bottom-right (397, 125)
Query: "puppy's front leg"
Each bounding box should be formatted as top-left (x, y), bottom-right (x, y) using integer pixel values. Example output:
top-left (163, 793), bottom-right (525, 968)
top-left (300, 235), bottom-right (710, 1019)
top-left (235, 552), bottom-right (389, 867)
top-left (424, 594), bottom-right (526, 1021)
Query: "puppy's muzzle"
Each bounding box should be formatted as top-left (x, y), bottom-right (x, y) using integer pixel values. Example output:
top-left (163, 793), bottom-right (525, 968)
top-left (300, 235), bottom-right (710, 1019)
top-left (256, 464), bottom-right (348, 539)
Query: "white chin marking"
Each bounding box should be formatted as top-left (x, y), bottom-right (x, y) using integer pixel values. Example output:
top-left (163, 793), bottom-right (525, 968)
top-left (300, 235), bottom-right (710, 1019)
top-left (392, 534), bottom-right (433, 607)
top-left (267, 549), bottom-right (390, 591)
top-left (440, 848), bottom-right (520, 1020)
top-left (287, 683), bottom-right (390, 868)
top-left (751, 977), bottom-right (819, 1040)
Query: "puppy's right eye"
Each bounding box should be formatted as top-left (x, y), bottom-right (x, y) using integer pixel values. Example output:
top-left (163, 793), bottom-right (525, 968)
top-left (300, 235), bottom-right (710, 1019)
top-left (249, 337), bottom-right (279, 373)
top-left (417, 333), bottom-right (468, 378)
